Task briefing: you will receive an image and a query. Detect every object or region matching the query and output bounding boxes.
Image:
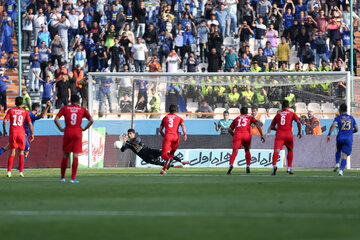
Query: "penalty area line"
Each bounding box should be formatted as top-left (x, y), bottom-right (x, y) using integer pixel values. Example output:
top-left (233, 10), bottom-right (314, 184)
top-left (0, 210), bottom-right (360, 219)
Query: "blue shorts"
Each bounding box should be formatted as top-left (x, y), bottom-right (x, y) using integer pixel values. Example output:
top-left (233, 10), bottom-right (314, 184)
top-left (336, 135), bottom-right (353, 156)
top-left (24, 135), bottom-right (30, 153)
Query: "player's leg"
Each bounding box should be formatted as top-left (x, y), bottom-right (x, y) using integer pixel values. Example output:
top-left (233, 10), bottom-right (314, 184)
top-left (61, 152), bottom-right (70, 182)
top-left (24, 135), bottom-right (30, 163)
top-left (70, 134), bottom-right (83, 182)
top-left (71, 153), bottom-right (80, 183)
top-left (228, 138), bottom-right (242, 175)
top-left (338, 138), bottom-right (352, 176)
top-left (272, 137), bottom-right (285, 175)
top-left (334, 136), bottom-right (343, 172)
top-left (18, 149), bottom-right (25, 177)
top-left (160, 137), bottom-right (173, 173)
top-left (285, 137), bottom-right (294, 174)
top-left (169, 136), bottom-right (180, 159)
top-left (0, 142), bottom-right (9, 156)
top-left (7, 148), bottom-right (16, 177)
top-left (243, 135), bottom-right (252, 174)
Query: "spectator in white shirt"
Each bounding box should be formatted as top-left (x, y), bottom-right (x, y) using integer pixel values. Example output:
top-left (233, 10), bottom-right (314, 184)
top-left (165, 50), bottom-right (181, 73)
top-left (131, 37), bottom-right (148, 72)
top-left (33, 8), bottom-right (47, 48)
top-left (54, 15), bottom-right (72, 62)
top-left (22, 8), bottom-right (34, 51)
top-left (67, 8), bottom-right (79, 49)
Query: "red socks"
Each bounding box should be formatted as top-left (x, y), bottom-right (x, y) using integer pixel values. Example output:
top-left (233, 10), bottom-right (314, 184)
top-left (61, 157), bottom-right (68, 178)
top-left (230, 150), bottom-right (237, 166)
top-left (287, 151), bottom-right (293, 168)
top-left (71, 157), bottom-right (79, 180)
top-left (245, 151), bottom-right (251, 166)
top-left (19, 154), bottom-right (24, 172)
top-left (7, 155), bottom-right (14, 172)
top-left (272, 151), bottom-right (279, 166)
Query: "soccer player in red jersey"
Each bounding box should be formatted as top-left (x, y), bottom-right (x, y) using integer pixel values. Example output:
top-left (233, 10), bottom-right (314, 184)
top-left (3, 97), bottom-right (34, 178)
top-left (269, 100), bottom-right (302, 175)
top-left (227, 107), bottom-right (265, 175)
top-left (159, 104), bottom-right (187, 174)
top-left (54, 95), bottom-right (94, 183)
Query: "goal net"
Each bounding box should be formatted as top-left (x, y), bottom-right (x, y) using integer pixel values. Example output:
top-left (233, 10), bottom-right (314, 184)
top-left (86, 71), bottom-right (350, 121)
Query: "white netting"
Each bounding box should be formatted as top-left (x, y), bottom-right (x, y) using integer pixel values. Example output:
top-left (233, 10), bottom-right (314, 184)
top-left (87, 72), bottom-right (349, 119)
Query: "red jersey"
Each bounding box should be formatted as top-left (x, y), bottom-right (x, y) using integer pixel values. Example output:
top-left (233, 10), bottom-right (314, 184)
top-left (4, 107), bottom-right (31, 134)
top-left (56, 104), bottom-right (91, 132)
top-left (161, 114), bottom-right (184, 136)
top-left (230, 115), bottom-right (256, 136)
top-left (271, 110), bottom-right (299, 133)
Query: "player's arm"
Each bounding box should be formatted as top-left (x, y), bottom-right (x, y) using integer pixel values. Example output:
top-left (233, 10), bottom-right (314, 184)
top-left (214, 121), bottom-right (220, 131)
top-left (54, 115), bottom-right (64, 132)
top-left (254, 120), bottom-right (265, 142)
top-left (26, 112), bottom-right (34, 142)
top-left (296, 119), bottom-right (302, 139)
top-left (3, 115), bottom-right (8, 136)
top-left (39, 101), bottom-right (51, 119)
top-left (180, 122), bottom-right (187, 141)
top-left (159, 121), bottom-right (165, 137)
top-left (327, 121), bottom-right (337, 143)
top-left (353, 125), bottom-right (358, 134)
top-left (82, 116), bottom-right (94, 132)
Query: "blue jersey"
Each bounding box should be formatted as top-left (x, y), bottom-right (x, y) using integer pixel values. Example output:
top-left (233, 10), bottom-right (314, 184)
top-left (24, 111), bottom-right (41, 135)
top-left (334, 114), bottom-right (357, 136)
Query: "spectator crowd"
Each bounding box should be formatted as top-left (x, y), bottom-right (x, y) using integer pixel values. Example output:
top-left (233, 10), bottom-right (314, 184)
top-left (0, 0), bottom-right (359, 115)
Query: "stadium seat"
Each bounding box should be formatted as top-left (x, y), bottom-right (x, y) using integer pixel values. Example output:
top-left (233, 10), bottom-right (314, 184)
top-left (321, 102), bottom-right (335, 111)
top-left (187, 107), bottom-right (198, 119)
top-left (294, 102), bottom-right (307, 111)
top-left (228, 108), bottom-right (240, 119)
top-left (295, 107), bottom-right (307, 114)
top-left (214, 108), bottom-right (226, 119)
top-left (308, 103), bottom-right (321, 113)
top-left (135, 114), bottom-right (147, 120)
top-left (187, 102), bottom-right (199, 108)
top-left (267, 108), bottom-right (279, 119)
top-left (258, 108), bottom-right (267, 114)
top-left (223, 37), bottom-right (235, 47)
top-left (120, 114), bottom-right (132, 120)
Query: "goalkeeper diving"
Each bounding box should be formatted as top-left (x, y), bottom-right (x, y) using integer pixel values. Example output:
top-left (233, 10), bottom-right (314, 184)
top-left (120, 129), bottom-right (189, 168)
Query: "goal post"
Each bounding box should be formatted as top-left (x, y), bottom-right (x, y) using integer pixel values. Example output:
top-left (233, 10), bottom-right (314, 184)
top-left (86, 71), bottom-right (351, 168)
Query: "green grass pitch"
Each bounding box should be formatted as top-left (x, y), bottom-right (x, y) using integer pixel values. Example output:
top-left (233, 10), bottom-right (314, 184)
top-left (0, 168), bottom-right (359, 240)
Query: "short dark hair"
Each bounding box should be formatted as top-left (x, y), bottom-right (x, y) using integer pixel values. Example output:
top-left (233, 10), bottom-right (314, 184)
top-left (127, 128), bottom-right (135, 133)
top-left (32, 103), bottom-right (40, 111)
top-left (169, 104), bottom-right (177, 114)
top-left (282, 100), bottom-right (290, 109)
top-left (339, 103), bottom-right (347, 113)
top-left (15, 96), bottom-right (23, 106)
top-left (251, 105), bottom-right (258, 111)
top-left (240, 107), bottom-right (248, 115)
top-left (223, 110), bottom-right (229, 114)
top-left (71, 94), bottom-right (80, 104)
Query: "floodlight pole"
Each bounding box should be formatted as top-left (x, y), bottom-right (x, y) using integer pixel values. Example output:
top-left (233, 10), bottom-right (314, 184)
top-left (88, 74), bottom-right (94, 168)
top-left (346, 71), bottom-right (351, 169)
top-left (131, 79), bottom-right (135, 128)
top-left (17, 0), bottom-right (22, 95)
top-left (350, 0), bottom-right (354, 113)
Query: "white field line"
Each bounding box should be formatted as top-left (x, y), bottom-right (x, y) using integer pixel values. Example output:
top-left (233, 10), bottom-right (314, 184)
top-left (117, 174), bottom-right (360, 178)
top-left (0, 210), bottom-right (360, 219)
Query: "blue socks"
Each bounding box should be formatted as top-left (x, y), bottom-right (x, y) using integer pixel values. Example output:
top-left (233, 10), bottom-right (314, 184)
top-left (335, 152), bottom-right (341, 164)
top-left (340, 159), bottom-right (347, 171)
top-left (24, 156), bottom-right (28, 163)
top-left (0, 148), bottom-right (4, 155)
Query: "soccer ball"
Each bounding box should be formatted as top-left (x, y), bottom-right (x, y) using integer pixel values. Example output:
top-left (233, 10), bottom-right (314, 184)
top-left (114, 141), bottom-right (123, 150)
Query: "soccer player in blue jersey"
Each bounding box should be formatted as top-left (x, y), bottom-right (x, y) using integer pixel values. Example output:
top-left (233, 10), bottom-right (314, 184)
top-left (0, 101), bottom-right (51, 164)
top-left (327, 104), bottom-right (358, 176)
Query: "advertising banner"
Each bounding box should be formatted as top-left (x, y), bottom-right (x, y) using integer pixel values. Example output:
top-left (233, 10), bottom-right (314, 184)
top-left (135, 149), bottom-right (285, 168)
top-left (71, 128), bottom-right (106, 168)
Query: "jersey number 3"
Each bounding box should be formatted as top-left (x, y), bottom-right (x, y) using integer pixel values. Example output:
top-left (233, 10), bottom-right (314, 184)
top-left (12, 115), bottom-right (24, 126)
top-left (168, 118), bottom-right (174, 128)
